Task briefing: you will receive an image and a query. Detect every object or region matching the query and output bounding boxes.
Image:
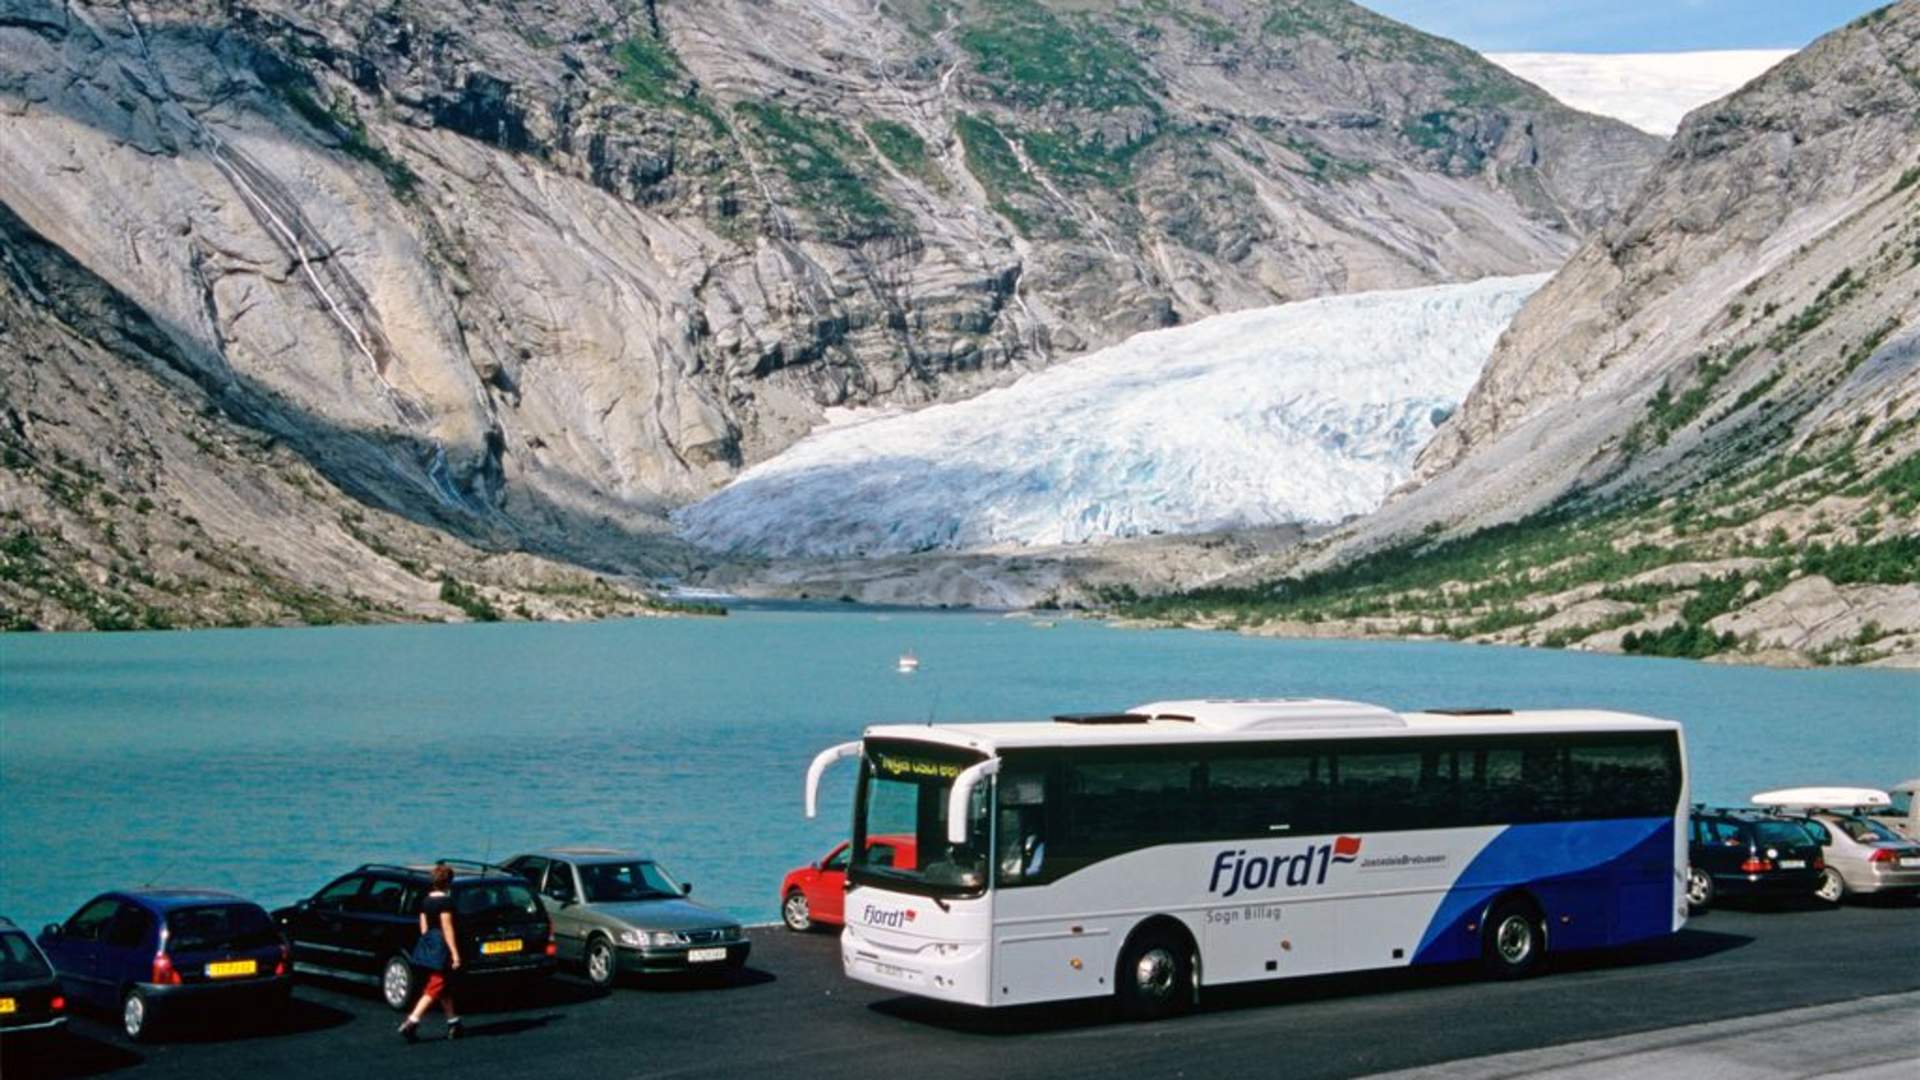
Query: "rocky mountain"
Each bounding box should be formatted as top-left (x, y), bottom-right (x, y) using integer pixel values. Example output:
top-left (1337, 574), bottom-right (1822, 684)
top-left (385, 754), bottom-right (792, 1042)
top-left (0, 0), bottom-right (1662, 628)
top-left (1133, 3), bottom-right (1920, 666)
top-left (0, 202), bottom-right (698, 629)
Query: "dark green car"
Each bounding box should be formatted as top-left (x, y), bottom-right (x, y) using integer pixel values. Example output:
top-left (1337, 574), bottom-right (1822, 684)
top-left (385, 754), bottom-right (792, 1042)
top-left (504, 849), bottom-right (748, 988)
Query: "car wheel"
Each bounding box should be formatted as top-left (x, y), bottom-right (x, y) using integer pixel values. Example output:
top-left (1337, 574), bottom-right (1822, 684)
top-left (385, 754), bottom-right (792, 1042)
top-left (782, 890), bottom-right (813, 932)
top-left (1115, 927), bottom-right (1192, 1021)
top-left (1815, 867), bottom-right (1846, 905)
top-left (1482, 897), bottom-right (1545, 980)
top-left (585, 935), bottom-right (617, 988)
top-left (1686, 867), bottom-right (1715, 911)
top-left (121, 988), bottom-right (153, 1042)
top-left (381, 955), bottom-right (415, 1012)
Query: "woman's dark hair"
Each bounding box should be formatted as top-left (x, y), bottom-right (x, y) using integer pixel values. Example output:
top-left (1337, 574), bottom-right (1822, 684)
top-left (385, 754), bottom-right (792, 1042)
top-left (430, 863), bottom-right (455, 891)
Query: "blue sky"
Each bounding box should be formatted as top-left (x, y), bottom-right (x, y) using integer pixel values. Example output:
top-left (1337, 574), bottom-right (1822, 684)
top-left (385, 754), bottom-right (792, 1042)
top-left (1362, 1), bottom-right (1887, 52)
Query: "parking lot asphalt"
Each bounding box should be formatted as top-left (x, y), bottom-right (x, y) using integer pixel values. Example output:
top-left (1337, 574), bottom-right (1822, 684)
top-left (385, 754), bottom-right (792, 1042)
top-left (7, 898), bottom-right (1917, 1080)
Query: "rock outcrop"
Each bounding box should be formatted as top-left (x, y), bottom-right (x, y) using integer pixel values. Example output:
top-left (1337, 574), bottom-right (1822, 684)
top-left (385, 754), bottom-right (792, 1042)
top-left (1125, 5), bottom-right (1920, 667)
top-left (0, 0), bottom-right (1660, 613)
top-left (0, 201), bottom-right (696, 630)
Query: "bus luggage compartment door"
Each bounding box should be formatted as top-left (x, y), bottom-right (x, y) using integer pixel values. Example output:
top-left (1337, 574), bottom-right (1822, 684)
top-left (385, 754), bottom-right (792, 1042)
top-left (992, 924), bottom-right (1112, 1006)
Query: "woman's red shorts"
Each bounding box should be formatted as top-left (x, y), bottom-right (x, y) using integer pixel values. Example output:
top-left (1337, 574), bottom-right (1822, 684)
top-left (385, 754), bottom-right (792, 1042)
top-left (424, 972), bottom-right (451, 997)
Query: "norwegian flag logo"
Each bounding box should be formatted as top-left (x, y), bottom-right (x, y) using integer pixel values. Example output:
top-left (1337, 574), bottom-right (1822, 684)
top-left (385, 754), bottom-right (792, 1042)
top-left (904, 909), bottom-right (917, 922)
top-left (1332, 836), bottom-right (1363, 862)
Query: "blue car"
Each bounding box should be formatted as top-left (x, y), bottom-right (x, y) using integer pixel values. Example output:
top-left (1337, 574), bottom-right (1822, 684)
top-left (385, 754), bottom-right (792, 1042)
top-left (37, 890), bottom-right (291, 1041)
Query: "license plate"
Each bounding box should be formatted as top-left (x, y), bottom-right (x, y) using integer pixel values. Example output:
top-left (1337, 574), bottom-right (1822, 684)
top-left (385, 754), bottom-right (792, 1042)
top-left (687, 947), bottom-right (727, 963)
top-left (870, 961), bottom-right (916, 983)
top-left (481, 939), bottom-right (523, 956)
top-left (206, 959), bottom-right (258, 978)
top-left (0, 998), bottom-right (14, 1014)
top-left (1901, 857), bottom-right (1920, 868)
top-left (1778, 859), bottom-right (1806, 869)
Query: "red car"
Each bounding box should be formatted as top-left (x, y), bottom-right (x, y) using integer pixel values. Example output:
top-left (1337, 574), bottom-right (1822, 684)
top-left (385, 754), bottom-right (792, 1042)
top-left (780, 836), bottom-right (916, 932)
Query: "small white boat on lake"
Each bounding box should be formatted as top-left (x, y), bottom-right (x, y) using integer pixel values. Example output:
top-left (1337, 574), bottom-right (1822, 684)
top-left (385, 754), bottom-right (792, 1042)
top-left (896, 651), bottom-right (920, 673)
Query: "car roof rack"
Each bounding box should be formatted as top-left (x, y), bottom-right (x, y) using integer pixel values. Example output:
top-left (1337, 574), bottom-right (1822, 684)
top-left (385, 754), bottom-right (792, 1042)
top-left (435, 858), bottom-right (519, 877)
top-left (356, 859), bottom-right (518, 878)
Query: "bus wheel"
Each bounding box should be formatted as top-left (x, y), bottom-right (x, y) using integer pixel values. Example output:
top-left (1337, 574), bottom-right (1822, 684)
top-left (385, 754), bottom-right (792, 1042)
top-left (1117, 928), bottom-right (1192, 1021)
top-left (1481, 898), bottom-right (1545, 980)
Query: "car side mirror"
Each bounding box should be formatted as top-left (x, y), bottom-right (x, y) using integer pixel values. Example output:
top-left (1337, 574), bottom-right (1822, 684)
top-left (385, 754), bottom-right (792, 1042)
top-left (41, 923), bottom-right (61, 939)
top-left (680, 882), bottom-right (693, 896)
top-left (810, 860), bottom-right (821, 871)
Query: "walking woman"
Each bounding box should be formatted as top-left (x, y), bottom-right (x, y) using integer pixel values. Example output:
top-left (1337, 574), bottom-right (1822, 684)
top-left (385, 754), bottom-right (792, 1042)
top-left (398, 863), bottom-right (463, 1042)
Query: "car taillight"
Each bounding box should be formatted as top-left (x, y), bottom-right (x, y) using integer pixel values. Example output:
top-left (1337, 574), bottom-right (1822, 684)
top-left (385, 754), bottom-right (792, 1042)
top-left (151, 953), bottom-right (182, 985)
top-left (51, 996), bottom-right (65, 1012)
top-left (1867, 849), bottom-right (1896, 864)
top-left (275, 942), bottom-right (290, 976)
top-left (545, 941), bottom-right (558, 957)
top-left (1812, 858), bottom-right (1824, 870)
top-left (1740, 857), bottom-right (1773, 873)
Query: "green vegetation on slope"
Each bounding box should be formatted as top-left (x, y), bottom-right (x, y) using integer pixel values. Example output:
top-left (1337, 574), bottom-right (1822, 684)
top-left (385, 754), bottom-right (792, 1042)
top-left (958, 1), bottom-right (1160, 112)
top-left (615, 33), bottom-right (728, 133)
top-left (737, 102), bottom-right (902, 241)
top-left (956, 113), bottom-right (1040, 234)
top-left (1119, 432), bottom-right (1920, 664)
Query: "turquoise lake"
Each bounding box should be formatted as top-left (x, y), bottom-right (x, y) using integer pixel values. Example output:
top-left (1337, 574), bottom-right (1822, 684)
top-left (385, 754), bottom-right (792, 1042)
top-left (2, 608), bottom-right (1915, 931)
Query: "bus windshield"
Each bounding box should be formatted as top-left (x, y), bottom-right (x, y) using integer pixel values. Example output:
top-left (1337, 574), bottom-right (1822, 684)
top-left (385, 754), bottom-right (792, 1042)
top-left (851, 740), bottom-right (990, 899)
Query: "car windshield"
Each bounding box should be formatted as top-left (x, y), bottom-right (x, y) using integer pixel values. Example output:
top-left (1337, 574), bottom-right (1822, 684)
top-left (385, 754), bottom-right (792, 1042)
top-left (455, 881), bottom-right (542, 918)
top-left (850, 740), bottom-right (988, 898)
top-left (1752, 821), bottom-right (1817, 847)
top-left (579, 861), bottom-right (680, 903)
top-left (1830, 815), bottom-right (1902, 844)
top-left (0, 931), bottom-right (51, 980)
top-left (166, 904), bottom-right (279, 953)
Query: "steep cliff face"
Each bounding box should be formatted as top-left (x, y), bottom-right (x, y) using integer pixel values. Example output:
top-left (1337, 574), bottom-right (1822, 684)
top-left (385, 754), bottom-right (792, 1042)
top-left (1396, 2), bottom-right (1919, 532)
top-left (0, 0), bottom-right (1658, 588)
top-left (0, 203), bottom-right (693, 630)
top-left (1138, 5), bottom-right (1920, 667)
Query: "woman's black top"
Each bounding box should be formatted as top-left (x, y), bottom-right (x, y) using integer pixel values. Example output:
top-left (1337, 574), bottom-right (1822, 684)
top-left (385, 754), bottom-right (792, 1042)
top-left (411, 892), bottom-right (455, 971)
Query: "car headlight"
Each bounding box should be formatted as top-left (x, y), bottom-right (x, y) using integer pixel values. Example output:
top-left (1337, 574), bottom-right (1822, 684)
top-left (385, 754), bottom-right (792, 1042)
top-left (617, 929), bottom-right (647, 947)
top-left (642, 930), bottom-right (685, 947)
top-left (721, 925), bottom-right (743, 942)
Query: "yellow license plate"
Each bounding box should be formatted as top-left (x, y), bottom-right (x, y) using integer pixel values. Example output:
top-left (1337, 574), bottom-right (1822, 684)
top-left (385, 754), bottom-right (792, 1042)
top-left (0, 998), bottom-right (15, 1014)
top-left (481, 939), bottom-right (523, 956)
top-left (206, 960), bottom-right (258, 978)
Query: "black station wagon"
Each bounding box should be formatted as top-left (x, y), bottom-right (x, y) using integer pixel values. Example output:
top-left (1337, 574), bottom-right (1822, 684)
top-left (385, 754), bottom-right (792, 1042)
top-left (1687, 808), bottom-right (1825, 909)
top-left (274, 862), bottom-right (556, 1010)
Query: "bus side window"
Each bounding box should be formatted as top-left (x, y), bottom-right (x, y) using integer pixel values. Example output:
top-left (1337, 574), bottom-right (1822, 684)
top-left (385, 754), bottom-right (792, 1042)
top-left (996, 771), bottom-right (1048, 885)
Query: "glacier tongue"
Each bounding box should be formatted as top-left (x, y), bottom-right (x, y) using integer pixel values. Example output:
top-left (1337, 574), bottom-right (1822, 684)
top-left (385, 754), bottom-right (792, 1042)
top-left (673, 275), bottom-right (1548, 558)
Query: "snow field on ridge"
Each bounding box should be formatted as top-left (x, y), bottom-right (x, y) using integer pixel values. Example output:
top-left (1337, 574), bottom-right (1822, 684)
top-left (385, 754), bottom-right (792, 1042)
top-left (673, 275), bottom-right (1549, 558)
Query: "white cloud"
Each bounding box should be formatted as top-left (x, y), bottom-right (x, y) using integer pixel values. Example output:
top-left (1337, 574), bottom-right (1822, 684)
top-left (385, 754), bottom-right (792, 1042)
top-left (1488, 50), bottom-right (1792, 135)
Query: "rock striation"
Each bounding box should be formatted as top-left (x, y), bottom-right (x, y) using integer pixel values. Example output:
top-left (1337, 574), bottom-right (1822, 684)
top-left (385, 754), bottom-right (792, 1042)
top-left (1145, 4), bottom-right (1920, 667)
top-left (0, 0), bottom-right (1659, 620)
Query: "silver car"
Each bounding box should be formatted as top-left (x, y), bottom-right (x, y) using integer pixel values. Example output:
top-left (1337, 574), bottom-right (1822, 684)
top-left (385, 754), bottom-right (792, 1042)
top-left (1794, 812), bottom-right (1920, 903)
top-left (1872, 779), bottom-right (1920, 842)
top-left (505, 849), bottom-right (748, 988)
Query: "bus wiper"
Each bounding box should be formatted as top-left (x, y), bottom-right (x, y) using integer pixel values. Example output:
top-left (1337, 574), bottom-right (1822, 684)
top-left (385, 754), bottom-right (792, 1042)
top-left (931, 895), bottom-right (950, 913)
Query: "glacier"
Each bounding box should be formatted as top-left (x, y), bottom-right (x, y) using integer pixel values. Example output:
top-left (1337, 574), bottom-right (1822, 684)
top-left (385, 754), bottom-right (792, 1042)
top-left (672, 275), bottom-right (1548, 559)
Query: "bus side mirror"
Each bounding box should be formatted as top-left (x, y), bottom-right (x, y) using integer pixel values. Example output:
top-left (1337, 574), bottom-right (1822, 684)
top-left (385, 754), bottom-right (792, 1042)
top-left (805, 741), bottom-right (862, 818)
top-left (680, 882), bottom-right (692, 896)
top-left (946, 758), bottom-right (1003, 845)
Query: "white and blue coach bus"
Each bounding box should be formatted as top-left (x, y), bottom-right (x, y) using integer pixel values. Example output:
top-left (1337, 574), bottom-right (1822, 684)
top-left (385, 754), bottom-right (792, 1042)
top-left (804, 699), bottom-right (1688, 1019)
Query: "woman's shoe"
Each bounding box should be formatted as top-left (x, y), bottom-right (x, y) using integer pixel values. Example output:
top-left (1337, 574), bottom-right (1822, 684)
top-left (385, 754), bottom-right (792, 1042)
top-left (397, 1019), bottom-right (420, 1043)
top-left (446, 1018), bottom-right (464, 1041)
